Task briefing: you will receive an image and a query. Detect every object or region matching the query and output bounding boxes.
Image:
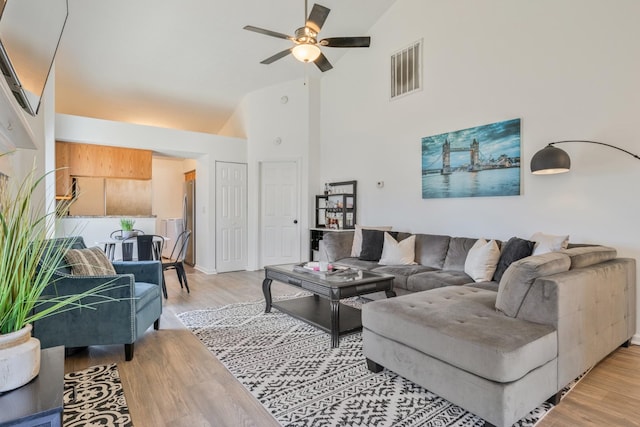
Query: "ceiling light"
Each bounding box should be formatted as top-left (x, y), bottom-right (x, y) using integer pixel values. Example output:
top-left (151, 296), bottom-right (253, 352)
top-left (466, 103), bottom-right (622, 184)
top-left (292, 43), bottom-right (321, 63)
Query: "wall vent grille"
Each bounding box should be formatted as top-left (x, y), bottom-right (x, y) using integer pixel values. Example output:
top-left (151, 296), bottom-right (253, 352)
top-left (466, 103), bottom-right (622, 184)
top-left (390, 40), bottom-right (422, 100)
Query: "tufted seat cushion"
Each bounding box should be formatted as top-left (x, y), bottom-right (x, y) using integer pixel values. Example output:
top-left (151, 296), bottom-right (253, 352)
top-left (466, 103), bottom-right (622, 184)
top-left (362, 287), bottom-right (557, 383)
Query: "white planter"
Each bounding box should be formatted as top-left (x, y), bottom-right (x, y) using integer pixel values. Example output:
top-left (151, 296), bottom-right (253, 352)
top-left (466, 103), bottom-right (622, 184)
top-left (0, 324), bottom-right (41, 392)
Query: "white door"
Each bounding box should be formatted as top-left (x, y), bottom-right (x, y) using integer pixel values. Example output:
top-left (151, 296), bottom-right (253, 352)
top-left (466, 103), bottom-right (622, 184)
top-left (260, 161), bottom-right (300, 267)
top-left (216, 162), bottom-right (247, 272)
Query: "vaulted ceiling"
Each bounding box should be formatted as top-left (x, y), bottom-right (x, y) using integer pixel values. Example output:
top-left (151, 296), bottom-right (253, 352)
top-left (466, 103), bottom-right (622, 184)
top-left (54, 0), bottom-right (396, 135)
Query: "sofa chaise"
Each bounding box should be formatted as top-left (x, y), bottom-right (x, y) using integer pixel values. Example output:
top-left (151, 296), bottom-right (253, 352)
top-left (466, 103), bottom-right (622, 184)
top-left (321, 230), bottom-right (636, 427)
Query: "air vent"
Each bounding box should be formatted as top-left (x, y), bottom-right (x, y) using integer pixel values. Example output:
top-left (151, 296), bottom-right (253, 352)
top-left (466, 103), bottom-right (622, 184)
top-left (390, 40), bottom-right (422, 100)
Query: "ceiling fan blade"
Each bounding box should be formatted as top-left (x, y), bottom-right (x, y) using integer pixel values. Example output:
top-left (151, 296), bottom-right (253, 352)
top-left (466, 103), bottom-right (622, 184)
top-left (260, 48), bottom-right (293, 64)
top-left (243, 25), bottom-right (292, 40)
top-left (320, 37), bottom-right (371, 48)
top-left (306, 4), bottom-right (330, 33)
top-left (314, 52), bottom-right (333, 72)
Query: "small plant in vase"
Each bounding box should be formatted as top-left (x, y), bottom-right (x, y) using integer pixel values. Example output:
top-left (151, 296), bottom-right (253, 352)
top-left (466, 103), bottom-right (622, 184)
top-left (120, 218), bottom-right (136, 239)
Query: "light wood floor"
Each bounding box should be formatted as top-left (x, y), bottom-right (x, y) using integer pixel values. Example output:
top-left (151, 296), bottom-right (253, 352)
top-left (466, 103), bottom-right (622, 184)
top-left (63, 267), bottom-right (640, 427)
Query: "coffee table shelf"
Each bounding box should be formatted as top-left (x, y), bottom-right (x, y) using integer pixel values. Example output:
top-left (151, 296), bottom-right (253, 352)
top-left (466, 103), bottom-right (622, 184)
top-left (273, 296), bottom-right (362, 336)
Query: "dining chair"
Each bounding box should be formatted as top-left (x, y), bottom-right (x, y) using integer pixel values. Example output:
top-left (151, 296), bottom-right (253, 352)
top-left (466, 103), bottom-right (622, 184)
top-left (161, 229), bottom-right (191, 298)
top-left (136, 234), bottom-right (165, 261)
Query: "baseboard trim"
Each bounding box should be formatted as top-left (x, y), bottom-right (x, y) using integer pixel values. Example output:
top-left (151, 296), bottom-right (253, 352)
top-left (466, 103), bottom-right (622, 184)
top-left (631, 334), bottom-right (640, 346)
top-left (194, 265), bottom-right (217, 275)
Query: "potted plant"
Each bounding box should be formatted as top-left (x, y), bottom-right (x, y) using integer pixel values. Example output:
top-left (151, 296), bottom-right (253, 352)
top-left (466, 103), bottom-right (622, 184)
top-left (0, 165), bottom-right (114, 392)
top-left (120, 218), bottom-right (136, 239)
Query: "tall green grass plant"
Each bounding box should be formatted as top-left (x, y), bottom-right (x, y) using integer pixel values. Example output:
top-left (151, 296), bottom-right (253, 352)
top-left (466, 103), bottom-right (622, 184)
top-left (0, 165), bottom-right (115, 335)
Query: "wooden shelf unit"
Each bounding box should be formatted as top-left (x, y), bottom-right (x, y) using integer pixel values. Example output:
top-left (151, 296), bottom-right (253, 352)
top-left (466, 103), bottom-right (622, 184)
top-left (315, 180), bottom-right (357, 230)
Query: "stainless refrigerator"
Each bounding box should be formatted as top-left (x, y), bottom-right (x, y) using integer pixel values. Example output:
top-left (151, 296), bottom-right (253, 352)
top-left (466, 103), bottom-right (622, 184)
top-left (183, 180), bottom-right (196, 265)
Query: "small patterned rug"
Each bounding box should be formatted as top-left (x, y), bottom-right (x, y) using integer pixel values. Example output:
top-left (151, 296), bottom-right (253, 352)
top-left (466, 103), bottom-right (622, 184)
top-left (178, 296), bottom-right (581, 427)
top-left (64, 364), bottom-right (133, 426)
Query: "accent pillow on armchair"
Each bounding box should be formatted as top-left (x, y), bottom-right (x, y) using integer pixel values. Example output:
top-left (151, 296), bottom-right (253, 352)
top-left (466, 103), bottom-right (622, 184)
top-left (64, 247), bottom-right (116, 275)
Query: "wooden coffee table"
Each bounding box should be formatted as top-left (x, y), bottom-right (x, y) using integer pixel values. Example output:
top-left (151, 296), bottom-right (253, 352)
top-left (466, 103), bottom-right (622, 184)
top-left (262, 264), bottom-right (395, 348)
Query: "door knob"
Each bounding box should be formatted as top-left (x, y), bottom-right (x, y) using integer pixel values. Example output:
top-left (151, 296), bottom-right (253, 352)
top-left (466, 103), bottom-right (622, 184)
top-left (293, 219), bottom-right (298, 224)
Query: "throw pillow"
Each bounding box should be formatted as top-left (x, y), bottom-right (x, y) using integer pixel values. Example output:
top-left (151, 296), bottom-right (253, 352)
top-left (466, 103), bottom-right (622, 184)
top-left (493, 237), bottom-right (535, 282)
top-left (463, 238), bottom-right (500, 282)
top-left (530, 232), bottom-right (570, 256)
top-left (379, 233), bottom-right (417, 265)
top-left (64, 247), bottom-right (116, 276)
top-left (350, 225), bottom-right (393, 257)
top-left (359, 230), bottom-right (398, 262)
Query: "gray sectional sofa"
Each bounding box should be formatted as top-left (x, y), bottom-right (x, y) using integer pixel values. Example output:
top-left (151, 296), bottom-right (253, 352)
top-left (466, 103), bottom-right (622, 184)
top-left (321, 231), bottom-right (637, 427)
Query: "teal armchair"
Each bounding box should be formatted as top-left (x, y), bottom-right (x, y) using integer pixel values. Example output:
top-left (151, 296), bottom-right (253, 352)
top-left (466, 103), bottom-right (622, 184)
top-left (32, 237), bottom-right (162, 361)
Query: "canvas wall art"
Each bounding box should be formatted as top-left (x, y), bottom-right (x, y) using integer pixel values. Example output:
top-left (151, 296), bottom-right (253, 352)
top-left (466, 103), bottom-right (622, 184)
top-left (421, 118), bottom-right (521, 199)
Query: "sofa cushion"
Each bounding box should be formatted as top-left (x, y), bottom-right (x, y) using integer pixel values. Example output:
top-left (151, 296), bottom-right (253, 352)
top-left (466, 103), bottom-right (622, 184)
top-left (379, 233), bottom-right (416, 265)
top-left (530, 232), bottom-right (570, 255)
top-left (64, 247), bottom-right (116, 276)
top-left (443, 237), bottom-right (478, 271)
top-left (406, 270), bottom-right (473, 292)
top-left (351, 225), bottom-right (393, 257)
top-left (495, 252), bottom-right (571, 317)
top-left (464, 239), bottom-right (500, 282)
top-left (362, 287), bottom-right (557, 383)
top-left (414, 234), bottom-right (451, 269)
top-left (493, 237), bottom-right (535, 282)
top-left (561, 246), bottom-right (616, 269)
top-left (372, 264), bottom-right (436, 290)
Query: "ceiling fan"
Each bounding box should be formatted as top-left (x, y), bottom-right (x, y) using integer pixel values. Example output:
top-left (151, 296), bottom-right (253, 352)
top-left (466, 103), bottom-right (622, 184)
top-left (243, 1), bottom-right (371, 72)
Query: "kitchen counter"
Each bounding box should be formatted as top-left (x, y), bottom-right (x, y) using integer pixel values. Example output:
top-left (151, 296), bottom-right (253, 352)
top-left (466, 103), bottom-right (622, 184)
top-left (56, 217), bottom-right (160, 255)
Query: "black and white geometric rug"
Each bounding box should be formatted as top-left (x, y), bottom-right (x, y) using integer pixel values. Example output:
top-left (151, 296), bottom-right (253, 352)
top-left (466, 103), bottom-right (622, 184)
top-left (178, 296), bottom-right (577, 427)
top-left (63, 364), bottom-right (133, 426)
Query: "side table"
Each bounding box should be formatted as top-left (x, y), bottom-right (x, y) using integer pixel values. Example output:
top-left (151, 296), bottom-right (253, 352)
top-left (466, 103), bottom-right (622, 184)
top-left (0, 346), bottom-right (64, 427)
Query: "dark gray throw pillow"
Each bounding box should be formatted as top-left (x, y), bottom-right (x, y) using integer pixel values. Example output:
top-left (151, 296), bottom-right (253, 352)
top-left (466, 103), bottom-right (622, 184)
top-left (493, 237), bottom-right (535, 282)
top-left (359, 230), bottom-right (398, 261)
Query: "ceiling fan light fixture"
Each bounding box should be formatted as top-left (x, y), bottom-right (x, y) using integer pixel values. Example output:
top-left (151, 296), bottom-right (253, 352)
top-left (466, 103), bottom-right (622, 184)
top-left (292, 43), bottom-right (321, 63)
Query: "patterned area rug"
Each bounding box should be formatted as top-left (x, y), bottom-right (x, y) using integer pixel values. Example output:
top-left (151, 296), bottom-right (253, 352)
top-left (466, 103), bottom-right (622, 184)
top-left (178, 296), bottom-right (577, 427)
top-left (64, 364), bottom-right (133, 426)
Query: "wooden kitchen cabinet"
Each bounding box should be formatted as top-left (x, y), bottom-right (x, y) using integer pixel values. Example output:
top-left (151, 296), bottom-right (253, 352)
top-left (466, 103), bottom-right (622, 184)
top-left (55, 141), bottom-right (152, 185)
top-left (55, 141), bottom-right (72, 198)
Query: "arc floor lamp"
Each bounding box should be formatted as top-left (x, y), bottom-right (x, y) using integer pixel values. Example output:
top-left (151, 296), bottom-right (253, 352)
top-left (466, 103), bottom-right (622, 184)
top-left (530, 140), bottom-right (640, 175)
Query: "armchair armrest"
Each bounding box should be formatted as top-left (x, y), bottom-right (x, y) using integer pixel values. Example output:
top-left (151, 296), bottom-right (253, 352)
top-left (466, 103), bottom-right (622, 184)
top-left (112, 261), bottom-right (162, 287)
top-left (46, 273), bottom-right (135, 299)
top-left (34, 273), bottom-right (138, 349)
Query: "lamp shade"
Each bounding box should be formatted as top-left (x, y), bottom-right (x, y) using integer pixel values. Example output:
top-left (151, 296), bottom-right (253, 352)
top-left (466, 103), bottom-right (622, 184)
top-left (292, 43), bottom-right (321, 63)
top-left (530, 144), bottom-right (571, 175)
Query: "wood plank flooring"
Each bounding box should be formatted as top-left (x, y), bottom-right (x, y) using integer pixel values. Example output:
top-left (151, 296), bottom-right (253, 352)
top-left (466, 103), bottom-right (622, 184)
top-left (63, 267), bottom-right (640, 427)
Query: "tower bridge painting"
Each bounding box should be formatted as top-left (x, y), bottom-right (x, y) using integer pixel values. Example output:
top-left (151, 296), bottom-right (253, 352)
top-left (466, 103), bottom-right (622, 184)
top-left (421, 118), bottom-right (521, 199)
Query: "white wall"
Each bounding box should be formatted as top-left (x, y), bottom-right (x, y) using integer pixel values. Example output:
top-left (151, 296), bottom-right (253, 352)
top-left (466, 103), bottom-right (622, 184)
top-left (228, 78), bottom-right (321, 269)
top-left (0, 63), bottom-right (51, 222)
top-left (55, 114), bottom-right (247, 274)
top-left (319, 0), bottom-right (640, 341)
